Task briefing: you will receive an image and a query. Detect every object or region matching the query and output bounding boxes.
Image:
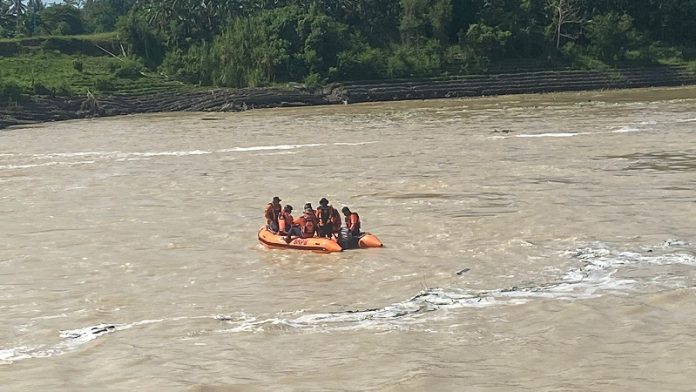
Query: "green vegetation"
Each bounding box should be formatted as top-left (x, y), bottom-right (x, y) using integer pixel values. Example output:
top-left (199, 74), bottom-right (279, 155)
top-left (0, 51), bottom-right (184, 103)
top-left (1, 0), bottom-right (695, 101)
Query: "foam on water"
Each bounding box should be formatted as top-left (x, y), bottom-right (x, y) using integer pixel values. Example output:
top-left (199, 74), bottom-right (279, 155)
top-left (515, 132), bottom-right (583, 138)
top-left (488, 132), bottom-right (582, 140)
top-left (333, 141), bottom-right (379, 146)
top-left (612, 126), bottom-right (642, 133)
top-left (0, 143), bottom-right (379, 172)
top-left (3, 240), bottom-right (692, 363)
top-left (0, 160), bottom-right (96, 170)
top-left (0, 320), bottom-right (166, 364)
top-left (218, 143), bottom-right (324, 152)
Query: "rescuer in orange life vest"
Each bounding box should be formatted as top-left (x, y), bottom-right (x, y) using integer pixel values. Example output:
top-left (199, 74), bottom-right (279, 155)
top-left (316, 198), bottom-right (339, 238)
top-left (264, 196), bottom-right (283, 233)
top-left (293, 203), bottom-right (319, 238)
top-left (278, 205), bottom-right (302, 243)
top-left (330, 206), bottom-right (341, 235)
top-left (341, 206), bottom-right (361, 237)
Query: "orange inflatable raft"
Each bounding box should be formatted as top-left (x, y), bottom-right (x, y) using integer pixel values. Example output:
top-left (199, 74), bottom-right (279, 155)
top-left (257, 228), bottom-right (383, 252)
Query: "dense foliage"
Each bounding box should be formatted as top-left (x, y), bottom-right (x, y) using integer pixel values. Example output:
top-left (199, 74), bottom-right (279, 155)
top-left (1, 0), bottom-right (695, 89)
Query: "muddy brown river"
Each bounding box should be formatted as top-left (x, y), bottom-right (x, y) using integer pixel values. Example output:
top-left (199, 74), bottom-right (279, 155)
top-left (2, 86), bottom-right (696, 391)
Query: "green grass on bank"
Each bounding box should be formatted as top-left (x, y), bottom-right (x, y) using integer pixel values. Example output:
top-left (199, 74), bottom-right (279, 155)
top-left (0, 32), bottom-right (121, 57)
top-left (1, 32), bottom-right (190, 104)
top-left (0, 51), bottom-right (189, 103)
top-left (0, 32), bottom-right (118, 44)
top-left (2, 38), bottom-right (695, 106)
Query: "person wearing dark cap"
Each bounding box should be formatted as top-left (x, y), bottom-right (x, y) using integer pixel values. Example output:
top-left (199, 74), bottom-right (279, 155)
top-left (341, 206), bottom-right (361, 237)
top-left (316, 198), bottom-right (339, 238)
top-left (264, 196), bottom-right (282, 232)
top-left (294, 203), bottom-right (318, 238)
top-left (278, 205), bottom-right (302, 243)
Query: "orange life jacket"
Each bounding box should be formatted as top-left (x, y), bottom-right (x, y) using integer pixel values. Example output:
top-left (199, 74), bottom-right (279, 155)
top-left (295, 214), bottom-right (318, 238)
top-left (345, 212), bottom-right (360, 234)
top-left (278, 211), bottom-right (294, 235)
top-left (316, 205), bottom-right (335, 226)
top-left (265, 202), bottom-right (281, 223)
top-left (331, 208), bottom-right (341, 231)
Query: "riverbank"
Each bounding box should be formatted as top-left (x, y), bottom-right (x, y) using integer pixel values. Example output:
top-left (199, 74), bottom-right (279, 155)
top-left (2, 64), bottom-right (695, 130)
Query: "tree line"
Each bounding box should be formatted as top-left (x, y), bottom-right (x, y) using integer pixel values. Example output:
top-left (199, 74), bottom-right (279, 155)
top-left (0, 0), bottom-right (134, 36)
top-left (2, 0), bottom-right (695, 88)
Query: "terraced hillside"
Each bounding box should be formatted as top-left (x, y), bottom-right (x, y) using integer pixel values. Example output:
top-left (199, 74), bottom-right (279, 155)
top-left (2, 65), bottom-right (695, 130)
top-left (335, 65), bottom-right (696, 103)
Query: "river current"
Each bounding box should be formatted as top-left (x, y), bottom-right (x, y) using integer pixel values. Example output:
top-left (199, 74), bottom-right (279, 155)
top-left (1, 86), bottom-right (696, 391)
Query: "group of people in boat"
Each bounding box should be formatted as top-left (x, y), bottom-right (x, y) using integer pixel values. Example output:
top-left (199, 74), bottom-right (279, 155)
top-left (264, 196), bottom-right (361, 243)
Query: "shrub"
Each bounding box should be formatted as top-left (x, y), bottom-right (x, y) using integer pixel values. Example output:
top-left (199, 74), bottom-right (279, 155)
top-left (210, 16), bottom-right (290, 88)
top-left (106, 59), bottom-right (121, 73)
top-left (32, 81), bottom-right (53, 96)
top-left (461, 23), bottom-right (512, 59)
top-left (686, 60), bottom-right (696, 75)
top-left (332, 45), bottom-right (387, 81)
top-left (72, 58), bottom-right (84, 72)
top-left (443, 45), bottom-right (489, 75)
top-left (113, 59), bottom-right (144, 78)
top-left (385, 40), bottom-right (444, 78)
top-left (0, 41), bottom-right (20, 56)
top-left (160, 44), bottom-right (214, 85)
top-left (0, 80), bottom-right (25, 103)
top-left (94, 76), bottom-right (116, 92)
top-left (646, 43), bottom-right (682, 62)
top-left (42, 37), bottom-right (85, 55)
top-left (572, 54), bottom-right (611, 71)
top-left (117, 13), bottom-right (165, 69)
top-left (586, 12), bottom-right (641, 61)
top-left (54, 83), bottom-right (75, 97)
top-left (303, 72), bottom-right (324, 89)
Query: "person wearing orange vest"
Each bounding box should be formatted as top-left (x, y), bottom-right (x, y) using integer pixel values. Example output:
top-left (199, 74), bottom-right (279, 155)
top-left (293, 204), bottom-right (319, 238)
top-left (278, 205), bottom-right (302, 243)
top-left (341, 206), bottom-right (361, 236)
top-left (264, 196), bottom-right (282, 233)
top-left (316, 198), bottom-right (338, 238)
top-left (330, 207), bottom-right (341, 235)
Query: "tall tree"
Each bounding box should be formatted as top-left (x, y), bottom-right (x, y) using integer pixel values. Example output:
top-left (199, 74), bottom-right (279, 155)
top-left (10, 0), bottom-right (25, 32)
top-left (39, 3), bottom-right (84, 34)
top-left (586, 11), bottom-right (638, 60)
top-left (62, 0), bottom-right (84, 8)
top-left (83, 0), bottom-right (134, 32)
top-left (25, 0), bottom-right (43, 35)
top-left (399, 0), bottom-right (428, 45)
top-left (0, 1), bottom-right (12, 36)
top-left (546, 0), bottom-right (584, 48)
top-left (429, 0), bottom-right (452, 44)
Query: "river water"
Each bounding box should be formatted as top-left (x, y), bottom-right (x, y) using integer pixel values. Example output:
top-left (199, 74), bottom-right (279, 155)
top-left (1, 86), bottom-right (696, 391)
